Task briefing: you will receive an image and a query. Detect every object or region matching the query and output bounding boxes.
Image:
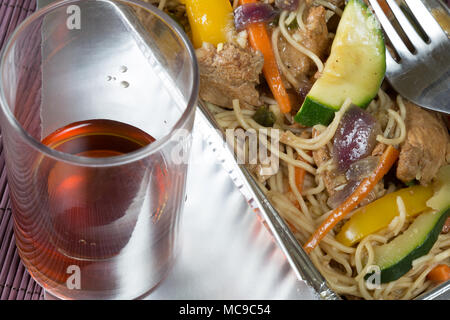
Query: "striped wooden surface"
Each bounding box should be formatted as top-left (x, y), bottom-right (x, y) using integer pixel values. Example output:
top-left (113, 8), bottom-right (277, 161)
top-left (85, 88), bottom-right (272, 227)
top-left (0, 0), bottom-right (44, 300)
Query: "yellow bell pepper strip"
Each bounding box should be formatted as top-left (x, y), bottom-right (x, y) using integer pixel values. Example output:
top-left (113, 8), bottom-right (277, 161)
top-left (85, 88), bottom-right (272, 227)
top-left (184, 0), bottom-right (234, 48)
top-left (335, 185), bottom-right (434, 247)
top-left (239, 0), bottom-right (292, 114)
top-left (303, 145), bottom-right (400, 254)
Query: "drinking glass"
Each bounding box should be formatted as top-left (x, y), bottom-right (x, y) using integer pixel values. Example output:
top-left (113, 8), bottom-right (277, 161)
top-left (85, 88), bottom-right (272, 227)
top-left (0, 0), bottom-right (198, 299)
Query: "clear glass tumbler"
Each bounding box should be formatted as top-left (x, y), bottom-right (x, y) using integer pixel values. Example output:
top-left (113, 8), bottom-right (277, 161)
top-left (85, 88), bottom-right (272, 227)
top-left (0, 0), bottom-right (198, 299)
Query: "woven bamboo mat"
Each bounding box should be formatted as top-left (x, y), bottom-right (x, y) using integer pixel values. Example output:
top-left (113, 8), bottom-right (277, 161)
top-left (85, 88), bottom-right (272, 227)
top-left (0, 0), bottom-right (44, 300)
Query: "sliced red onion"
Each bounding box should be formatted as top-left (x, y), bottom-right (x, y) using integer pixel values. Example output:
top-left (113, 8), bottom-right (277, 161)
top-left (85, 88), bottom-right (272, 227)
top-left (275, 0), bottom-right (300, 11)
top-left (345, 156), bottom-right (380, 181)
top-left (327, 180), bottom-right (360, 209)
top-left (234, 3), bottom-right (279, 31)
top-left (332, 105), bottom-right (381, 173)
top-left (327, 178), bottom-right (379, 209)
top-left (298, 82), bottom-right (312, 105)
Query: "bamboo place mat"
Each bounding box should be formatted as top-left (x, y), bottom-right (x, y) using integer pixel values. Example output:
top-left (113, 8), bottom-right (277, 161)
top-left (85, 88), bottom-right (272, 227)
top-left (0, 0), bottom-right (44, 300)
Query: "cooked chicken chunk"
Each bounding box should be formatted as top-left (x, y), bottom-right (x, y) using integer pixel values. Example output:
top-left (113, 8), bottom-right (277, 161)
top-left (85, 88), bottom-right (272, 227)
top-left (196, 42), bottom-right (264, 108)
top-left (396, 101), bottom-right (450, 185)
top-left (311, 130), bottom-right (346, 197)
top-left (302, 6), bottom-right (330, 57)
top-left (277, 36), bottom-right (309, 87)
top-left (277, 6), bottom-right (329, 87)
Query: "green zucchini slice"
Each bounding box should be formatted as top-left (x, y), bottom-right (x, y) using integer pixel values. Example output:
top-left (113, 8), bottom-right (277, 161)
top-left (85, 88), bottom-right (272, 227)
top-left (294, 0), bottom-right (386, 126)
top-left (370, 208), bottom-right (449, 284)
top-left (367, 165), bottom-right (450, 283)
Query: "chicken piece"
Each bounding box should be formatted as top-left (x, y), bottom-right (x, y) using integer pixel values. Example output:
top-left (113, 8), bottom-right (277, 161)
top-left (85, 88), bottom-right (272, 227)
top-left (277, 36), bottom-right (310, 87)
top-left (277, 6), bottom-right (329, 87)
top-left (312, 130), bottom-right (346, 197)
top-left (301, 6), bottom-right (330, 58)
top-left (396, 101), bottom-right (450, 185)
top-left (196, 42), bottom-right (264, 108)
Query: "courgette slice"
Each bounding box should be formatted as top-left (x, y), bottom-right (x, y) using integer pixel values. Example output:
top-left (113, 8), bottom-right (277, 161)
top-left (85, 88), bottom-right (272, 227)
top-left (369, 208), bottom-right (449, 284)
top-left (367, 165), bottom-right (450, 283)
top-left (294, 0), bottom-right (386, 126)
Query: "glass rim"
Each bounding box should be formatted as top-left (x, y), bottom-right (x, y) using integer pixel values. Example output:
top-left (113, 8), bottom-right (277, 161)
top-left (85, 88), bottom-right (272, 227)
top-left (0, 0), bottom-right (199, 167)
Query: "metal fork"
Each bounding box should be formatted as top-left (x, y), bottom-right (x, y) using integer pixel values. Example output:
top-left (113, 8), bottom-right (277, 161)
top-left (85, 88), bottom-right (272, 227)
top-left (368, 0), bottom-right (450, 114)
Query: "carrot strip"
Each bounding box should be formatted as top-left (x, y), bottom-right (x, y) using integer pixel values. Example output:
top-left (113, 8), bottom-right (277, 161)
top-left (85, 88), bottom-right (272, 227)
top-left (294, 165), bottom-right (306, 193)
top-left (239, 0), bottom-right (292, 114)
top-left (427, 264), bottom-right (450, 283)
top-left (303, 145), bottom-right (400, 253)
top-left (294, 153), bottom-right (308, 193)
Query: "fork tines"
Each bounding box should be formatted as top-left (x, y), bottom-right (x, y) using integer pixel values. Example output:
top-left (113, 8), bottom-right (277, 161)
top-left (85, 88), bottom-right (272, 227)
top-left (368, 0), bottom-right (448, 61)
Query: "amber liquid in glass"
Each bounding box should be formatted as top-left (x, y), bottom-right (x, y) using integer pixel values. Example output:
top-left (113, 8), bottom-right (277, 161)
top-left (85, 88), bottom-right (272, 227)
top-left (41, 118), bottom-right (156, 157)
top-left (15, 119), bottom-right (176, 299)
